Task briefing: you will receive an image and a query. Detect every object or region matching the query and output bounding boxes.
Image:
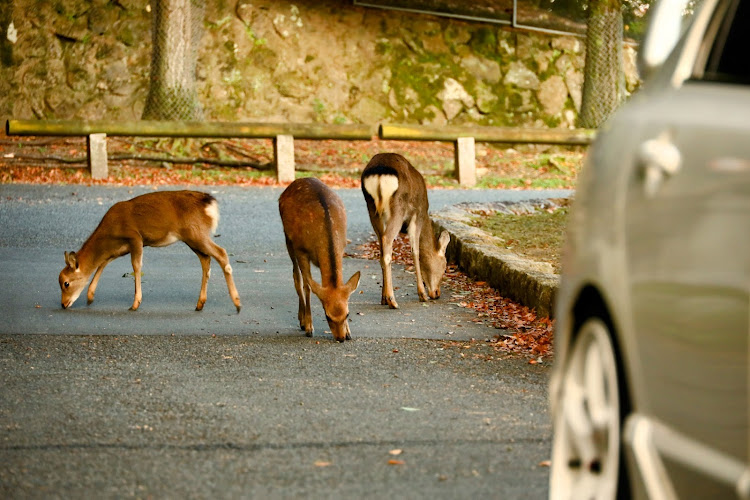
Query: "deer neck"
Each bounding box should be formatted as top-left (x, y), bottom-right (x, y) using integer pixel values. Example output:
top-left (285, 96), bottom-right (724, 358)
top-left (318, 248), bottom-right (343, 289)
top-left (76, 232), bottom-right (118, 275)
top-left (417, 212), bottom-right (438, 258)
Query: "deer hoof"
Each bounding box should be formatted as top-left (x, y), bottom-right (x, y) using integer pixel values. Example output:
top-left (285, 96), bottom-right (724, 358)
top-left (346, 332), bottom-right (351, 340)
top-left (235, 304), bottom-right (241, 314)
top-left (418, 293), bottom-right (429, 302)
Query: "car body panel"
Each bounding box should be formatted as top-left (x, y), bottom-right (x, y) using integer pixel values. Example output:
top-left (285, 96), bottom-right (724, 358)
top-left (550, 0), bottom-right (750, 496)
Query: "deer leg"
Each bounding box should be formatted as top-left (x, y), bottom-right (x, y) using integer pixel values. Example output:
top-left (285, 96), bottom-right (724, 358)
top-left (195, 240), bottom-right (241, 313)
top-left (407, 216), bottom-right (429, 302)
top-left (379, 218), bottom-right (403, 309)
top-left (129, 242), bottom-right (143, 311)
top-left (192, 250), bottom-right (211, 311)
top-left (87, 259), bottom-right (111, 305)
top-left (285, 240), bottom-right (306, 330)
top-left (298, 256), bottom-right (314, 336)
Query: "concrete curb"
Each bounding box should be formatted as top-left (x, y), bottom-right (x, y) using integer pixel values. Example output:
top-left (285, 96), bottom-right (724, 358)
top-left (432, 199), bottom-right (565, 318)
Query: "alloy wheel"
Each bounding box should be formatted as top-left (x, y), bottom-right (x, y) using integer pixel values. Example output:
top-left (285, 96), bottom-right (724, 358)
top-left (550, 318), bottom-right (623, 499)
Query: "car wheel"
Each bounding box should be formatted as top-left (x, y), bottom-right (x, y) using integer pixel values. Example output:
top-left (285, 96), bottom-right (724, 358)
top-left (550, 317), bottom-right (627, 499)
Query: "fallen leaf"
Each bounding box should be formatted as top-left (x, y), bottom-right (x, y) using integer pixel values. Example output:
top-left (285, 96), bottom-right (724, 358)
top-left (389, 449), bottom-right (403, 456)
top-left (314, 461), bottom-right (332, 467)
top-left (388, 459), bottom-right (405, 465)
top-left (400, 407), bottom-right (420, 412)
top-left (538, 460), bottom-right (551, 467)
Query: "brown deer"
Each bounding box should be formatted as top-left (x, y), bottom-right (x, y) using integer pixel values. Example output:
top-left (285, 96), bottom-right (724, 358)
top-left (279, 178), bottom-right (361, 342)
top-left (361, 153), bottom-right (450, 309)
top-left (58, 190), bottom-right (242, 313)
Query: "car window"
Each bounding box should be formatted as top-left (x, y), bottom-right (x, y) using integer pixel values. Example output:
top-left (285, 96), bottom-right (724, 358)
top-left (697, 0), bottom-right (750, 84)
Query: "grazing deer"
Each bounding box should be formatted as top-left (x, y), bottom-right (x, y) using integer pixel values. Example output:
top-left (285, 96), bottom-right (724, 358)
top-left (361, 153), bottom-right (450, 309)
top-left (58, 190), bottom-right (242, 313)
top-left (279, 178), bottom-right (361, 342)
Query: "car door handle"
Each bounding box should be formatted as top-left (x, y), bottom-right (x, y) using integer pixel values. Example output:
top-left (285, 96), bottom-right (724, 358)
top-left (639, 132), bottom-right (681, 198)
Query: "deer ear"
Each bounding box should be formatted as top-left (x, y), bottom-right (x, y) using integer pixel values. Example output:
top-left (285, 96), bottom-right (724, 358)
top-left (64, 251), bottom-right (79, 269)
top-left (437, 231), bottom-right (450, 257)
top-left (346, 271), bottom-right (361, 295)
top-left (308, 276), bottom-right (324, 298)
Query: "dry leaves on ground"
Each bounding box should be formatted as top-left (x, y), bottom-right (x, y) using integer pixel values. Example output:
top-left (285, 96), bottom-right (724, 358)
top-left (350, 236), bottom-right (553, 358)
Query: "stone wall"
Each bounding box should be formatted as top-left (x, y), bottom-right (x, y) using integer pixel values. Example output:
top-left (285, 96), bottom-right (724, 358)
top-left (0, 0), bottom-right (639, 126)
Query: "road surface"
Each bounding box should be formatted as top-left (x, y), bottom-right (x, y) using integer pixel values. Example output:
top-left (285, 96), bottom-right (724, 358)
top-left (0, 184), bottom-right (570, 498)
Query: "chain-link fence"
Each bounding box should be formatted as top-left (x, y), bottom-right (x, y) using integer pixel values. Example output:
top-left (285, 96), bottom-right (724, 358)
top-left (142, 0), bottom-right (205, 121)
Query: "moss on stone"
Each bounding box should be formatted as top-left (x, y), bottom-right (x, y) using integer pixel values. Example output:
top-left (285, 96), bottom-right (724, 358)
top-left (469, 27), bottom-right (497, 57)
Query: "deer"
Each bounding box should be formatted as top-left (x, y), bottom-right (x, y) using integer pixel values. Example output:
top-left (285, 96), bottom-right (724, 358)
top-left (361, 152), bottom-right (450, 309)
top-left (58, 190), bottom-right (242, 313)
top-left (279, 178), bottom-right (361, 342)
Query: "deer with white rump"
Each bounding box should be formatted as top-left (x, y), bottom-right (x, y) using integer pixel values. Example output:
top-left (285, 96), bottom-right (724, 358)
top-left (279, 178), bottom-right (361, 342)
top-left (58, 190), bottom-right (242, 312)
top-left (362, 153), bottom-right (450, 309)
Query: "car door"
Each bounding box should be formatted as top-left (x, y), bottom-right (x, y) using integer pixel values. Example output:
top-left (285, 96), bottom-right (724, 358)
top-left (623, 0), bottom-right (750, 496)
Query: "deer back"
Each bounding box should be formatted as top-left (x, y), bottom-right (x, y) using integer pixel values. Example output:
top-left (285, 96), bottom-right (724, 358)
top-left (279, 178), bottom-right (348, 286)
top-left (119, 191), bottom-right (219, 246)
top-left (361, 152), bottom-right (429, 227)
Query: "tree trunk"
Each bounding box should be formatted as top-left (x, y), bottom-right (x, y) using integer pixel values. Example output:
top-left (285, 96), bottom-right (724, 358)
top-left (1, 1), bottom-right (13, 67)
top-left (142, 0), bottom-right (204, 120)
top-left (578, 0), bottom-right (624, 128)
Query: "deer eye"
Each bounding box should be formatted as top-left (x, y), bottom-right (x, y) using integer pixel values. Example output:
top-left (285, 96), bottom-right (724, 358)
top-left (64, 282), bottom-right (69, 288)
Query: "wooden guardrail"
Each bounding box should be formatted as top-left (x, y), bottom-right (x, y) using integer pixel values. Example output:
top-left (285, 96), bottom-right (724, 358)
top-left (5, 120), bottom-right (375, 181)
top-left (5, 119), bottom-right (596, 185)
top-left (379, 123), bottom-right (596, 186)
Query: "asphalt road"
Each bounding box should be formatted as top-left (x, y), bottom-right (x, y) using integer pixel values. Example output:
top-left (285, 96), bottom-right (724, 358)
top-left (0, 184), bottom-right (571, 499)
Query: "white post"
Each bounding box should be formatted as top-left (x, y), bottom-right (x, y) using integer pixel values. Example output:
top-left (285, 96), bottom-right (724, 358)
top-left (455, 136), bottom-right (476, 187)
top-left (87, 133), bottom-right (108, 180)
top-left (274, 134), bottom-right (295, 183)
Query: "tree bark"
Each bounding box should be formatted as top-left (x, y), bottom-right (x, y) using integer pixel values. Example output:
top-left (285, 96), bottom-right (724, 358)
top-left (142, 0), bottom-right (204, 120)
top-left (578, 0), bottom-right (625, 128)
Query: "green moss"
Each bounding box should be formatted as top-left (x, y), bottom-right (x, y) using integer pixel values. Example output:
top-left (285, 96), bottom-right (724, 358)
top-left (312, 98), bottom-right (326, 122)
top-left (375, 39), bottom-right (391, 56)
top-left (388, 46), bottom-right (459, 122)
top-left (469, 27), bottom-right (497, 57)
top-left (470, 204), bottom-right (569, 272)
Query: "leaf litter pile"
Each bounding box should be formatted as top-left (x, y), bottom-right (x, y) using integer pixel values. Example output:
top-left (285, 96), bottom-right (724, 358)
top-left (349, 236), bottom-right (553, 360)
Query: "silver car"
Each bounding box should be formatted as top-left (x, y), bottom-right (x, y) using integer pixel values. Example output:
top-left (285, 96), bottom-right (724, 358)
top-left (549, 0), bottom-right (750, 498)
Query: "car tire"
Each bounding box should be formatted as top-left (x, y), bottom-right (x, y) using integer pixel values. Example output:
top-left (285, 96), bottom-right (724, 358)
top-left (550, 317), bottom-right (629, 499)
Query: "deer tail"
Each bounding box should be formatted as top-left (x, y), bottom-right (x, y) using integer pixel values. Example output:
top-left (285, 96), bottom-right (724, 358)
top-left (363, 173), bottom-right (399, 218)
